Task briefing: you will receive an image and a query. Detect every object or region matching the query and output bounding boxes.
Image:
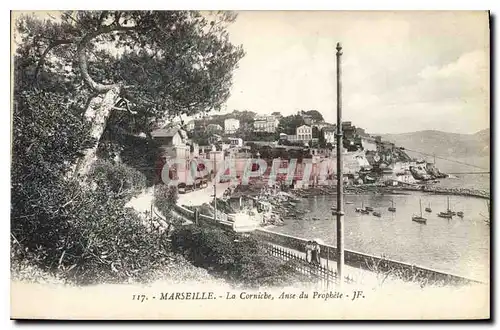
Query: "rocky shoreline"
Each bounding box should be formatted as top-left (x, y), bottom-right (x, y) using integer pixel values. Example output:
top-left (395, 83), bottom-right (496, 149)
top-left (222, 180), bottom-right (489, 229)
top-left (292, 184), bottom-right (490, 200)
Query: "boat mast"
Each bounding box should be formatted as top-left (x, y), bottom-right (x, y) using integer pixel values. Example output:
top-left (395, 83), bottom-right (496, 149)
top-left (335, 42), bottom-right (344, 286)
top-left (420, 199), bottom-right (422, 217)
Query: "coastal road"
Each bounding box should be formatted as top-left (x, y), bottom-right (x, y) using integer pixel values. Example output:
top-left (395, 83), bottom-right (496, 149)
top-left (177, 181), bottom-right (232, 207)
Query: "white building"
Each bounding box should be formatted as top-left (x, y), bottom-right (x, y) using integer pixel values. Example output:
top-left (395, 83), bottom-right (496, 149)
top-left (151, 126), bottom-right (191, 159)
top-left (228, 137), bottom-right (243, 147)
top-left (224, 118), bottom-right (240, 134)
top-left (322, 127), bottom-right (336, 144)
top-left (253, 115), bottom-right (279, 133)
top-left (296, 125), bottom-right (312, 142)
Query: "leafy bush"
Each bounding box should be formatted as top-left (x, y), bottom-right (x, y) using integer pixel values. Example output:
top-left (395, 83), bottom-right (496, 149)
top-left (89, 160), bottom-right (147, 202)
top-left (12, 175), bottom-right (175, 285)
top-left (171, 226), bottom-right (305, 287)
top-left (153, 184), bottom-right (179, 218)
top-left (11, 10), bottom-right (246, 286)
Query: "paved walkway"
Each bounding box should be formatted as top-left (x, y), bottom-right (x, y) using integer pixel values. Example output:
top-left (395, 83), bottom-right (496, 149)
top-left (267, 243), bottom-right (426, 290)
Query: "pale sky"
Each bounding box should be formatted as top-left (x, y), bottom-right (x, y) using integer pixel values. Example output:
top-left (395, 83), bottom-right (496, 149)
top-left (222, 11), bottom-right (490, 134)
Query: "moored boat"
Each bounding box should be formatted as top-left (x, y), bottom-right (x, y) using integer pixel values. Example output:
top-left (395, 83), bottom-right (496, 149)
top-left (438, 212), bottom-right (452, 219)
top-left (412, 215), bottom-right (427, 224)
top-left (439, 197), bottom-right (455, 218)
top-left (412, 199), bottom-right (427, 224)
top-left (373, 211), bottom-right (382, 217)
top-left (457, 211), bottom-right (464, 218)
top-left (388, 200), bottom-right (396, 212)
top-left (425, 203), bottom-right (432, 213)
top-left (357, 201), bottom-right (369, 214)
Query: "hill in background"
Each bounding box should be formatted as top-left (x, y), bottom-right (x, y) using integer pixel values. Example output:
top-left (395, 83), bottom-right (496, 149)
top-left (380, 129), bottom-right (490, 172)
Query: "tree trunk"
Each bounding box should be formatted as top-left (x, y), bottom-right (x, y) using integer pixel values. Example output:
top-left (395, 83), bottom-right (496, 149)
top-left (73, 86), bottom-right (121, 178)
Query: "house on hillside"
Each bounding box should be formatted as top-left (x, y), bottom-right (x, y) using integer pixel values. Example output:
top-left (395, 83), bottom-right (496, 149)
top-left (224, 118), bottom-right (240, 134)
top-left (152, 126), bottom-right (187, 147)
top-left (322, 126), bottom-right (336, 145)
top-left (296, 125), bottom-right (312, 142)
top-left (206, 123), bottom-right (223, 133)
top-left (253, 115), bottom-right (279, 133)
top-left (342, 122), bottom-right (356, 140)
top-left (151, 125), bottom-right (191, 159)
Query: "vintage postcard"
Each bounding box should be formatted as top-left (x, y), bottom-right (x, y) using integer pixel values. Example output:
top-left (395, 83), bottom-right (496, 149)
top-left (10, 10), bottom-right (490, 320)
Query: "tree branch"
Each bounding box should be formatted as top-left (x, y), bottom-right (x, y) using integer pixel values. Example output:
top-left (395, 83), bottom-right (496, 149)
top-left (62, 11), bottom-right (79, 25)
top-left (113, 98), bottom-right (137, 114)
top-left (77, 23), bottom-right (138, 93)
top-left (34, 39), bottom-right (73, 81)
top-left (98, 11), bottom-right (109, 26)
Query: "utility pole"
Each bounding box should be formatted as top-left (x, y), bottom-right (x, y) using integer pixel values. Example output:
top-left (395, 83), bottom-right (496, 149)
top-left (335, 42), bottom-right (344, 286)
top-left (213, 155), bottom-right (217, 222)
top-left (213, 182), bottom-right (217, 222)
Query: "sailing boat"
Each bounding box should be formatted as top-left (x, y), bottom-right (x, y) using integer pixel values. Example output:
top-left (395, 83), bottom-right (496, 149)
top-left (357, 201), bottom-right (369, 214)
top-left (388, 200), bottom-right (396, 212)
top-left (425, 202), bottom-right (432, 213)
top-left (355, 201), bottom-right (362, 213)
top-left (412, 199), bottom-right (427, 224)
top-left (438, 197), bottom-right (454, 219)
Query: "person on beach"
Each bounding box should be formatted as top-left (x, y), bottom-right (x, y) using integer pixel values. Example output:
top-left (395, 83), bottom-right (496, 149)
top-left (305, 241), bottom-right (313, 263)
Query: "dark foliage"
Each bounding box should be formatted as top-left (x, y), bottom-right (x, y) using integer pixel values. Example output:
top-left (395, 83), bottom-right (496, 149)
top-left (171, 226), bottom-right (303, 287)
top-left (11, 11), bottom-right (244, 284)
top-left (153, 183), bottom-right (179, 219)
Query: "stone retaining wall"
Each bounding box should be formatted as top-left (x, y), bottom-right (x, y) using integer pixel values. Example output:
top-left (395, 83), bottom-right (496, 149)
top-left (251, 228), bottom-right (483, 286)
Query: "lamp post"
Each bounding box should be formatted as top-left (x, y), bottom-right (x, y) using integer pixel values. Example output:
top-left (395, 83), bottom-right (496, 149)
top-left (213, 181), bottom-right (217, 222)
top-left (335, 42), bottom-right (345, 287)
top-left (212, 151), bottom-right (217, 222)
